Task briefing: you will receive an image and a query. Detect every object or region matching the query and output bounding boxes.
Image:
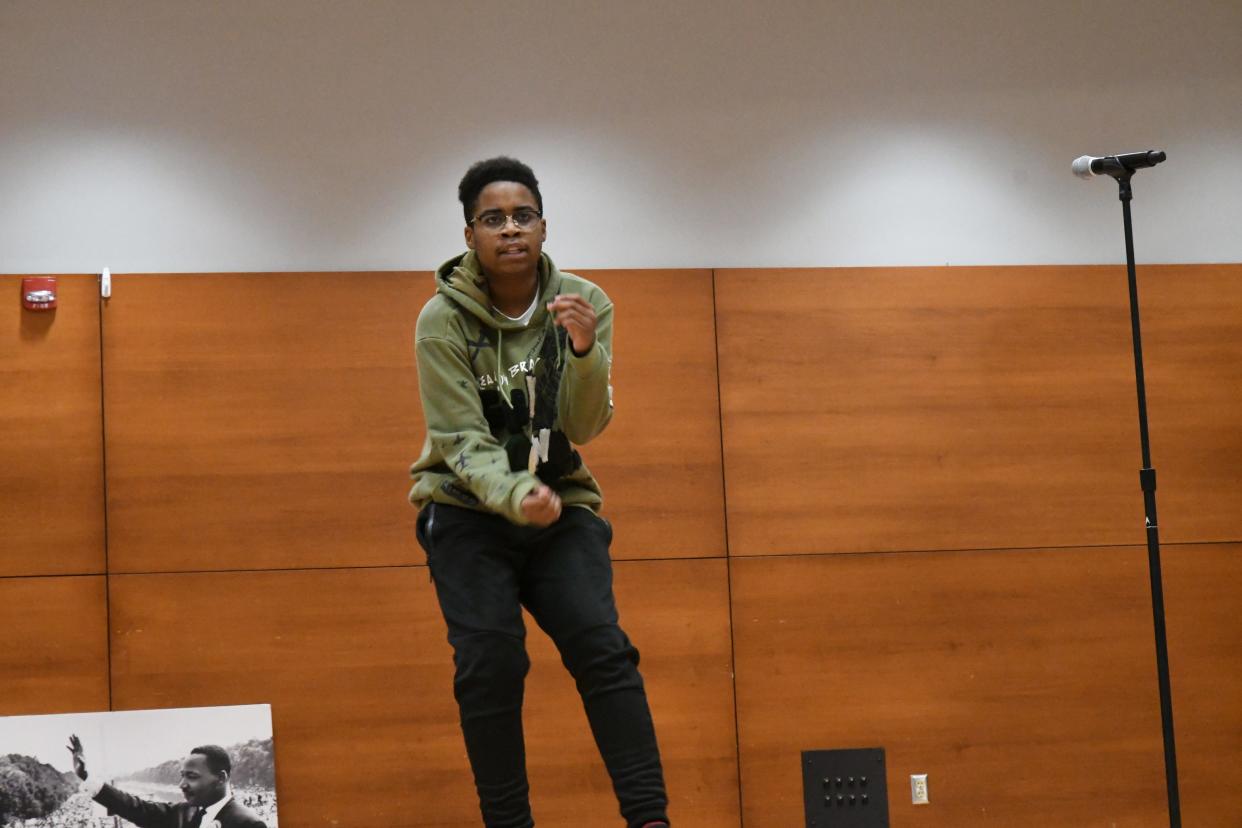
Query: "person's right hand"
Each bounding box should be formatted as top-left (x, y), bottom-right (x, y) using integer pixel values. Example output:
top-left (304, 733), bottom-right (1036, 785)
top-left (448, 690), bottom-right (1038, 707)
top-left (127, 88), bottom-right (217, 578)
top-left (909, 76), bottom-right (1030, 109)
top-left (66, 734), bottom-right (88, 781)
top-left (521, 484), bottom-right (562, 527)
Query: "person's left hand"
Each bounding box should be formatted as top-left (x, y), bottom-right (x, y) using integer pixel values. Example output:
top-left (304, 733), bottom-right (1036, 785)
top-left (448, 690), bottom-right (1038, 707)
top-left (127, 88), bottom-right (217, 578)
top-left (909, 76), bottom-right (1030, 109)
top-left (547, 294), bottom-right (597, 355)
top-left (66, 734), bottom-right (88, 781)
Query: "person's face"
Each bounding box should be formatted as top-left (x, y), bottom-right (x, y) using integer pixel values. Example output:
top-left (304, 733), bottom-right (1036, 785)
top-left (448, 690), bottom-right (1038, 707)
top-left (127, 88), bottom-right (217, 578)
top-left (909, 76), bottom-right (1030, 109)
top-left (179, 754), bottom-right (226, 806)
top-left (464, 181), bottom-right (546, 280)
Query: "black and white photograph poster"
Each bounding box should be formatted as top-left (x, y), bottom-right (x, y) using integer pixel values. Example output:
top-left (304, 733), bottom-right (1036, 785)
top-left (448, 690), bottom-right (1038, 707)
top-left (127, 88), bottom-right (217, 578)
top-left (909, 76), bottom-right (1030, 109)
top-left (0, 703), bottom-right (278, 827)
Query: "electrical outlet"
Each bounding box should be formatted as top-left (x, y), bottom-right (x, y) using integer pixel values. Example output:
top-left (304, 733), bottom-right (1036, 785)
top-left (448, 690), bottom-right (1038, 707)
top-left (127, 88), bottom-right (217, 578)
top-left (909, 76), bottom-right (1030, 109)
top-left (911, 773), bottom-right (929, 805)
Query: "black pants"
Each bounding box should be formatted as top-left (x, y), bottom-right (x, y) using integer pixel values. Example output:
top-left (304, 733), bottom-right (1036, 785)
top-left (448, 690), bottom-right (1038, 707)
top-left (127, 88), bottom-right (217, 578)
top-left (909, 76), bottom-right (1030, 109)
top-left (417, 503), bottom-right (669, 828)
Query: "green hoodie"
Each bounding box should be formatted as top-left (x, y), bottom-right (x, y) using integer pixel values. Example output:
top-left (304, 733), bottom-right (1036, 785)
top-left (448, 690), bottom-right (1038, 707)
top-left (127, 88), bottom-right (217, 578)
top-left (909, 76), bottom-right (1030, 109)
top-left (408, 251), bottom-right (614, 524)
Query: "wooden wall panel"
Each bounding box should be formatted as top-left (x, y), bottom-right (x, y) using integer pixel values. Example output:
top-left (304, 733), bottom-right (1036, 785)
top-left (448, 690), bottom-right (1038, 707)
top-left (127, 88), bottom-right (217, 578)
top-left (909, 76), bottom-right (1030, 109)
top-left (0, 575), bottom-right (110, 715)
top-left (109, 568), bottom-right (463, 827)
top-left (103, 273), bottom-right (433, 573)
top-left (523, 558), bottom-right (739, 826)
top-left (716, 265), bottom-right (1241, 557)
top-left (1164, 542), bottom-right (1242, 826)
top-left (0, 275), bottom-right (105, 576)
top-left (109, 559), bottom-right (738, 826)
top-left (1141, 265), bottom-right (1242, 543)
top-left (731, 547), bottom-right (1169, 827)
top-left (8, 262), bottom-right (1229, 827)
top-left (103, 269), bottom-right (724, 573)
top-left (577, 270), bottom-right (726, 559)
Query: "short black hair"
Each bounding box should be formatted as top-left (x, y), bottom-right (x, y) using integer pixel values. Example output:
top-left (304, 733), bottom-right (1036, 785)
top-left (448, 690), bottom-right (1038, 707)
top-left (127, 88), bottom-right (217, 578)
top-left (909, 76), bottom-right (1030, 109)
top-left (458, 156), bottom-right (542, 223)
top-left (190, 745), bottom-right (232, 776)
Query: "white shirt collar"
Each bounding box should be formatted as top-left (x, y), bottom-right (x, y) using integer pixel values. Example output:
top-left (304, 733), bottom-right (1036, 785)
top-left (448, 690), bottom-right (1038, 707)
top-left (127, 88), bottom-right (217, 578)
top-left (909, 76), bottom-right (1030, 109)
top-left (497, 290), bottom-right (540, 326)
top-left (200, 786), bottom-right (232, 823)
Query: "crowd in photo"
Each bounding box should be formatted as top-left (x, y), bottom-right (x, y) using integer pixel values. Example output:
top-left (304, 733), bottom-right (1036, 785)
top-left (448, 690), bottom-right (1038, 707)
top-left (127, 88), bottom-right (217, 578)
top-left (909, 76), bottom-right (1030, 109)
top-left (5, 787), bottom-right (278, 828)
top-left (235, 787), bottom-right (278, 827)
top-left (7, 792), bottom-right (103, 827)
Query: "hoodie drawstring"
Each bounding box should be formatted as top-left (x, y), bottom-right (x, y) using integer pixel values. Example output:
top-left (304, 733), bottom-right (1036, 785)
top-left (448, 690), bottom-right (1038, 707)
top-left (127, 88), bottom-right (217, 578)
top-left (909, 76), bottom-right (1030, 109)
top-left (496, 327), bottom-right (509, 406)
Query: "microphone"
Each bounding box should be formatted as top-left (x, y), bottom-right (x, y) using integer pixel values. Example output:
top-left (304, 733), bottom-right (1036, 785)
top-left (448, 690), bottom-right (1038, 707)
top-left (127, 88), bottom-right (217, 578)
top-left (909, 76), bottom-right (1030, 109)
top-left (1073, 150), bottom-right (1166, 179)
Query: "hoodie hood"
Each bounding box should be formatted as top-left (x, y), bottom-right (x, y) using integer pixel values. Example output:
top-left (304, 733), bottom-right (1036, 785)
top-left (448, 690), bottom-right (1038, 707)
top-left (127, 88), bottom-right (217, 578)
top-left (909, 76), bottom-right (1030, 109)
top-left (435, 250), bottom-right (562, 332)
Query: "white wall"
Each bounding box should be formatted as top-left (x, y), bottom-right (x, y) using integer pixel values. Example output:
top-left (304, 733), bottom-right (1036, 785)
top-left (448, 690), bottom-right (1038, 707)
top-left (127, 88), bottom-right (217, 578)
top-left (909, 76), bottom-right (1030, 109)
top-left (2, 0), bottom-right (1240, 273)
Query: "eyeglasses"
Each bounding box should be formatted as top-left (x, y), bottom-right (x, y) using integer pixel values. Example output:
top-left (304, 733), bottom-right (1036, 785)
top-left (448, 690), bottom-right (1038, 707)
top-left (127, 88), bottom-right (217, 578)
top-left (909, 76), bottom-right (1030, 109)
top-left (469, 208), bottom-right (543, 232)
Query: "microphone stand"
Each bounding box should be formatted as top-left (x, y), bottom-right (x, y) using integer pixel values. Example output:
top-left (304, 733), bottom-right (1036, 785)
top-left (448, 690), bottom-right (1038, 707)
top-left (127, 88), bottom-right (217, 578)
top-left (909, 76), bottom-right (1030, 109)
top-left (1112, 168), bottom-right (1181, 827)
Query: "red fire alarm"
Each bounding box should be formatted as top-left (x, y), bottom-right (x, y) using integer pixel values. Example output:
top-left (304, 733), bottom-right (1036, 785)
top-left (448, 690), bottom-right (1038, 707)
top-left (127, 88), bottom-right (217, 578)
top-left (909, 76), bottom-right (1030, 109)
top-left (22, 277), bottom-right (57, 311)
